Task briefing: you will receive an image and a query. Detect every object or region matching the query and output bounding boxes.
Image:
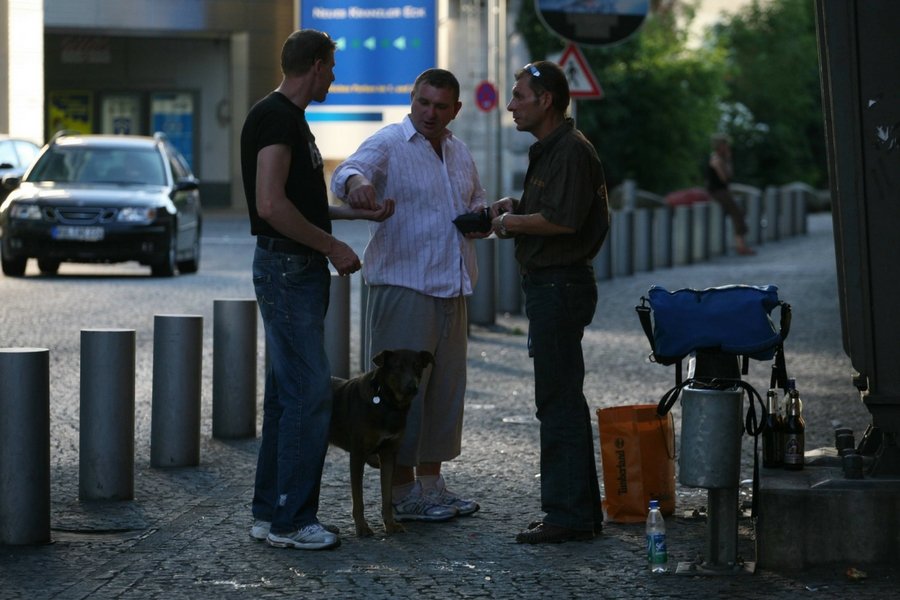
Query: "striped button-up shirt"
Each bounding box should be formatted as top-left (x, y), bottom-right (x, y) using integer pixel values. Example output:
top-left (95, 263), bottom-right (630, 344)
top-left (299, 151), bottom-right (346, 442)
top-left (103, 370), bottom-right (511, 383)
top-left (331, 116), bottom-right (486, 298)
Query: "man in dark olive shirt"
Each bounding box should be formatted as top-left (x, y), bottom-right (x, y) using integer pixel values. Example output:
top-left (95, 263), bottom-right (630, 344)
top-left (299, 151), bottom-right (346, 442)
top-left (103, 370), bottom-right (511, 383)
top-left (490, 60), bottom-right (609, 544)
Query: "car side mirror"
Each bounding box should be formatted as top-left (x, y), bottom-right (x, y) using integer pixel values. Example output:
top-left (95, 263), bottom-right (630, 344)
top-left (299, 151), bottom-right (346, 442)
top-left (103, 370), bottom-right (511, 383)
top-left (172, 177), bottom-right (199, 193)
top-left (0, 162), bottom-right (14, 169)
top-left (2, 174), bottom-right (21, 191)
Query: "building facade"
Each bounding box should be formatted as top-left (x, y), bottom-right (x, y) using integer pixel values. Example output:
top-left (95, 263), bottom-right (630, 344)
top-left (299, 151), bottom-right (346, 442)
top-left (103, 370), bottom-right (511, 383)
top-left (2, 0), bottom-right (527, 208)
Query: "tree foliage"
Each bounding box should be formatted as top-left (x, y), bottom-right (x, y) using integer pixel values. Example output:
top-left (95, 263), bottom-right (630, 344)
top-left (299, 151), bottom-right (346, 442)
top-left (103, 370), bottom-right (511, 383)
top-left (713, 0), bottom-right (826, 187)
top-left (516, 0), bottom-right (826, 193)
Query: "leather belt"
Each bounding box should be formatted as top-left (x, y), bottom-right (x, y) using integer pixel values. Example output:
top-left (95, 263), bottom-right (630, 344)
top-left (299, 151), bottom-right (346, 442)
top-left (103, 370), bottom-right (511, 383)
top-left (256, 235), bottom-right (319, 256)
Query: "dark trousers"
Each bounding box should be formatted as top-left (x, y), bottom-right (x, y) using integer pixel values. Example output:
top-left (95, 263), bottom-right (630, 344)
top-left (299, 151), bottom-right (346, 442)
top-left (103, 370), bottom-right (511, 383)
top-left (710, 188), bottom-right (749, 237)
top-left (523, 265), bottom-right (604, 532)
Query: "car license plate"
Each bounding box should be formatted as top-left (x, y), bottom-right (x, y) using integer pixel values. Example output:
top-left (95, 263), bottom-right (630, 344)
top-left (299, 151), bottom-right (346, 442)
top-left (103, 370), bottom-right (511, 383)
top-left (52, 226), bottom-right (105, 242)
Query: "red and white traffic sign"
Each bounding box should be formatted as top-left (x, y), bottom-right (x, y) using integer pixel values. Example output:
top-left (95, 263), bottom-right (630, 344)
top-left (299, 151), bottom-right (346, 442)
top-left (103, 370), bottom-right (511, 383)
top-left (475, 80), bottom-right (499, 112)
top-left (558, 43), bottom-right (603, 99)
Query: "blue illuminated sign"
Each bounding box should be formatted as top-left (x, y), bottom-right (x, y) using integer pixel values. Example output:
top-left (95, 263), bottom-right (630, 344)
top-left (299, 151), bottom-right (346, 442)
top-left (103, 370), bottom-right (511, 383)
top-left (300, 1), bottom-right (437, 106)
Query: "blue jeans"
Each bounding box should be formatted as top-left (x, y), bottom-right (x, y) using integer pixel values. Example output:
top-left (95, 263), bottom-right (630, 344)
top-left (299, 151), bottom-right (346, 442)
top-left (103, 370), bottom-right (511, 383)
top-left (251, 246), bottom-right (332, 534)
top-left (523, 265), bottom-right (603, 532)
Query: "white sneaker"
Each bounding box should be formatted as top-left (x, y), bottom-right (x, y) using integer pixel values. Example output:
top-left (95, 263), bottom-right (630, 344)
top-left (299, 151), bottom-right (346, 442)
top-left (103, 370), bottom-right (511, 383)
top-left (423, 477), bottom-right (480, 516)
top-left (392, 481), bottom-right (458, 522)
top-left (266, 523), bottom-right (340, 550)
top-left (250, 519), bottom-right (270, 541)
top-left (250, 519), bottom-right (338, 541)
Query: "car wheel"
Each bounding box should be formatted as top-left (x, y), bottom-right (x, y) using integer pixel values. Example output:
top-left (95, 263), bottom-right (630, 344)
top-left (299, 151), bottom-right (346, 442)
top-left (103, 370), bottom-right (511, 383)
top-left (1, 248), bottom-right (26, 277)
top-left (151, 228), bottom-right (177, 277)
top-left (176, 225), bottom-right (201, 274)
top-left (38, 258), bottom-right (61, 275)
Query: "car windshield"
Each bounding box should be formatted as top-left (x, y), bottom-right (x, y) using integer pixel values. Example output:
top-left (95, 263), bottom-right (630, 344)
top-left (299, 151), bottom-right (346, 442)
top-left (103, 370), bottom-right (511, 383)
top-left (27, 146), bottom-right (166, 186)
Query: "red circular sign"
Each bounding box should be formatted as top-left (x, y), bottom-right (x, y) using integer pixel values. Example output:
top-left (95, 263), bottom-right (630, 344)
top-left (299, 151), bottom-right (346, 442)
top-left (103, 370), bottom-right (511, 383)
top-left (475, 81), bottom-right (498, 112)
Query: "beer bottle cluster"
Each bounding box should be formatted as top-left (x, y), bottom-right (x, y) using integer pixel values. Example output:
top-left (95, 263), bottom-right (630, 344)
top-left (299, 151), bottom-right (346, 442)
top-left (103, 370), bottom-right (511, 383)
top-left (762, 378), bottom-right (805, 470)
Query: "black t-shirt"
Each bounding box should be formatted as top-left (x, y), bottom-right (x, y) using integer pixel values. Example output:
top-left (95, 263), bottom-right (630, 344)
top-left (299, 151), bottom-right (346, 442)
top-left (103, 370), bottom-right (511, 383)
top-left (240, 92), bottom-right (331, 238)
top-left (706, 161), bottom-right (728, 192)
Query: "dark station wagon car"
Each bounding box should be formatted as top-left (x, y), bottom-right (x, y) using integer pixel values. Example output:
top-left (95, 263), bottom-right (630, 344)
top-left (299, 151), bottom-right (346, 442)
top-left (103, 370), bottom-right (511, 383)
top-left (0, 132), bottom-right (202, 277)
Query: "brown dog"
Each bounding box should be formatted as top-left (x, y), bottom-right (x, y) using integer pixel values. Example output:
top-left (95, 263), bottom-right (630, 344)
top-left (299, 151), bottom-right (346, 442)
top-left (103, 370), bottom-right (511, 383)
top-left (329, 349), bottom-right (434, 537)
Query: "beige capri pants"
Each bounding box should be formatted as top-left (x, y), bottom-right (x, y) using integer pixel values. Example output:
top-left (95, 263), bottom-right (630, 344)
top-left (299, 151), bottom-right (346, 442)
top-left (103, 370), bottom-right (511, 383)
top-left (364, 284), bottom-right (468, 467)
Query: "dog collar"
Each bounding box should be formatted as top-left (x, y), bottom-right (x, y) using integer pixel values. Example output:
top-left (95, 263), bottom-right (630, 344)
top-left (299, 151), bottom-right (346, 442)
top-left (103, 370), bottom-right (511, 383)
top-left (371, 381), bottom-right (381, 405)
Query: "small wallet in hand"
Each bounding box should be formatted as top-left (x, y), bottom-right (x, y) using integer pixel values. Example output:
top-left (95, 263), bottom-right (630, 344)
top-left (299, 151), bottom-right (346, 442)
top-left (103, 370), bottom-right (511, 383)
top-left (452, 207), bottom-right (492, 234)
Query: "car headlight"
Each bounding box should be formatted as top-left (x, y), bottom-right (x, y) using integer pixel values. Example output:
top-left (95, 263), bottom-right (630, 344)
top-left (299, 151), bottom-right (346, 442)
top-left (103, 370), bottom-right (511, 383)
top-left (116, 207), bottom-right (157, 223)
top-left (9, 203), bottom-right (43, 220)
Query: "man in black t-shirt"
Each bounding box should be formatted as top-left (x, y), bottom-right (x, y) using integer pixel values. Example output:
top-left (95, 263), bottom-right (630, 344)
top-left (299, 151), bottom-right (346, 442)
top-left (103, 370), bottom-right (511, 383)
top-left (240, 29), bottom-right (392, 551)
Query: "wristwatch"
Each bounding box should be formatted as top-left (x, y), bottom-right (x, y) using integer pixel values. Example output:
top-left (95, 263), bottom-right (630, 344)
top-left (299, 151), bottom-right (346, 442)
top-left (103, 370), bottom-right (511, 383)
top-left (498, 212), bottom-right (509, 237)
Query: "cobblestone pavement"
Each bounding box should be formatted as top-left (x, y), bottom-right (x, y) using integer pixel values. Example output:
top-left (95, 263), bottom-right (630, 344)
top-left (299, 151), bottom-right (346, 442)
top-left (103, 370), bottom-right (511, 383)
top-left (1, 213), bottom-right (897, 598)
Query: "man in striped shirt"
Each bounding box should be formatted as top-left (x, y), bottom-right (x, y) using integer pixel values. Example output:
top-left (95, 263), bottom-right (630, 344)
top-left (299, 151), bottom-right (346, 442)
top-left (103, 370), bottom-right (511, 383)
top-left (331, 68), bottom-right (487, 523)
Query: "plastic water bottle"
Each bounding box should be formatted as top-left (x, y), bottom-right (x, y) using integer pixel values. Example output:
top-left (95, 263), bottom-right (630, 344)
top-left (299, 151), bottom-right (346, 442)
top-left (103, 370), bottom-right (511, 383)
top-left (646, 499), bottom-right (668, 573)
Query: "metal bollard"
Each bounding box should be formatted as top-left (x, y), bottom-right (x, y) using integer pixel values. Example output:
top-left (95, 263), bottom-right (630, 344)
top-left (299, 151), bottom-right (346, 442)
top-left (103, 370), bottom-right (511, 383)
top-left (708, 201), bottom-right (725, 257)
top-left (359, 277), bottom-right (370, 373)
top-left (0, 348), bottom-right (50, 545)
top-left (468, 237), bottom-right (495, 326)
top-left (151, 315), bottom-right (203, 468)
top-left (593, 236), bottom-right (612, 280)
top-left (497, 238), bottom-right (522, 314)
top-left (794, 188), bottom-right (808, 235)
top-left (326, 273), bottom-right (350, 379)
top-left (80, 329), bottom-right (135, 501)
top-left (212, 299), bottom-right (257, 439)
top-left (691, 202), bottom-right (710, 263)
top-left (763, 186), bottom-right (780, 242)
top-left (744, 191), bottom-right (763, 246)
top-left (652, 205), bottom-right (673, 270)
top-left (612, 209), bottom-right (634, 277)
top-left (778, 186), bottom-right (795, 239)
top-left (672, 204), bottom-right (693, 265)
top-left (632, 208), bottom-right (653, 272)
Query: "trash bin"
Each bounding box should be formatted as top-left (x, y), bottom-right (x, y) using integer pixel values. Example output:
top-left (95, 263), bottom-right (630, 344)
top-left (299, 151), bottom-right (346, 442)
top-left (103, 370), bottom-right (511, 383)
top-left (679, 384), bottom-right (744, 489)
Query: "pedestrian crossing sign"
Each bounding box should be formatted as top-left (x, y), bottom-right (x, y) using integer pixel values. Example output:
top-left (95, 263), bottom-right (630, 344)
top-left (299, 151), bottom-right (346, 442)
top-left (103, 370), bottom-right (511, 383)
top-left (558, 43), bottom-right (603, 99)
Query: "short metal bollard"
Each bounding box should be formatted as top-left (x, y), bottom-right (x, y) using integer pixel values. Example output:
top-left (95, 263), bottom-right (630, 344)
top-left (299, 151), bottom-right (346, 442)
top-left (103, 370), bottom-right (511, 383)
top-left (468, 237), bottom-right (495, 326)
top-left (212, 300), bottom-right (257, 439)
top-left (80, 329), bottom-right (135, 501)
top-left (672, 204), bottom-right (693, 265)
top-left (497, 237), bottom-right (522, 314)
top-left (778, 186), bottom-right (795, 239)
top-left (744, 192), bottom-right (763, 247)
top-left (360, 277), bottom-right (370, 372)
top-left (691, 202), bottom-right (710, 262)
top-left (151, 314), bottom-right (203, 468)
top-left (763, 186), bottom-right (780, 242)
top-left (708, 201), bottom-right (725, 257)
top-left (326, 273), bottom-right (350, 379)
top-left (652, 205), bottom-right (673, 270)
top-left (593, 236), bottom-right (612, 280)
top-left (0, 348), bottom-right (50, 545)
top-left (633, 208), bottom-right (653, 272)
top-left (612, 209), bottom-right (634, 277)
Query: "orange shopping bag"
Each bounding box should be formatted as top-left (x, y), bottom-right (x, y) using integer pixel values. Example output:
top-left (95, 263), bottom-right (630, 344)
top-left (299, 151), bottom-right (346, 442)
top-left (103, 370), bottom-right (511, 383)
top-left (596, 404), bottom-right (676, 523)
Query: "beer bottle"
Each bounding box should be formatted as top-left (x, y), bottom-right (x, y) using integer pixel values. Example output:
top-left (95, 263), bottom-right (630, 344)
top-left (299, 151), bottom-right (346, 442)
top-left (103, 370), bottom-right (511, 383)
top-left (783, 379), bottom-right (805, 470)
top-left (762, 388), bottom-right (784, 468)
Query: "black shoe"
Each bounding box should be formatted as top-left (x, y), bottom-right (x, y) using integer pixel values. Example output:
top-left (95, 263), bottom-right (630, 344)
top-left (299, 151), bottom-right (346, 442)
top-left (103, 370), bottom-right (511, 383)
top-left (515, 521), bottom-right (594, 544)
